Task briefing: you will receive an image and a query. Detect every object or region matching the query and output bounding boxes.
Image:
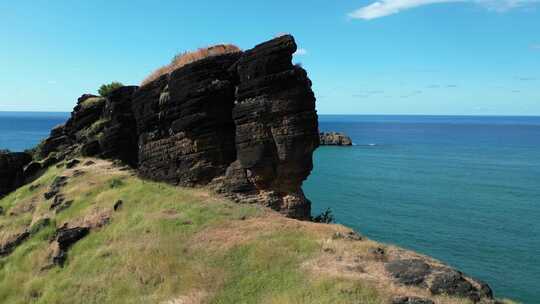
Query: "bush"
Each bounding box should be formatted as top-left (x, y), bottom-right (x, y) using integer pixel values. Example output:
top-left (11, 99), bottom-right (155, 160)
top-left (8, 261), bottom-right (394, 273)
top-left (98, 81), bottom-right (124, 97)
top-left (312, 208), bottom-right (335, 224)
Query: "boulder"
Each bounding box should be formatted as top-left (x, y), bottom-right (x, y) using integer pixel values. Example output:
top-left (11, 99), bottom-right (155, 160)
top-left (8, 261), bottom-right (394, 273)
top-left (44, 176), bottom-right (68, 200)
top-left (65, 159), bottom-right (80, 169)
top-left (52, 226), bottom-right (90, 267)
top-left (0, 231), bottom-right (30, 257)
top-left (386, 259), bottom-right (432, 286)
top-left (386, 258), bottom-right (494, 303)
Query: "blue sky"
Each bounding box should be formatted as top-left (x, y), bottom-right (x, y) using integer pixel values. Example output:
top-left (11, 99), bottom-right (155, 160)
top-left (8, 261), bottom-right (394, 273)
top-left (1, 0), bottom-right (538, 115)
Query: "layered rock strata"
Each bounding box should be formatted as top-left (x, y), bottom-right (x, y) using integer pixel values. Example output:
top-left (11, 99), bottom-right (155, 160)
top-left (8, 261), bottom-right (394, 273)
top-left (23, 35), bottom-right (319, 219)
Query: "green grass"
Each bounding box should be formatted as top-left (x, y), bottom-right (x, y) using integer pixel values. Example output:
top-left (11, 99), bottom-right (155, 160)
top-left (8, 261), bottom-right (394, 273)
top-left (0, 160), bottom-right (518, 304)
top-left (0, 160), bottom-right (387, 304)
top-left (79, 97), bottom-right (105, 109)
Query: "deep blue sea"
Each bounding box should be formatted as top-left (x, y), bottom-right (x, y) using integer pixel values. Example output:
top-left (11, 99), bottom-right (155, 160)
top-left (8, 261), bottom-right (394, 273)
top-left (306, 115), bottom-right (540, 303)
top-left (0, 112), bottom-right (69, 152)
top-left (1, 112), bottom-right (539, 303)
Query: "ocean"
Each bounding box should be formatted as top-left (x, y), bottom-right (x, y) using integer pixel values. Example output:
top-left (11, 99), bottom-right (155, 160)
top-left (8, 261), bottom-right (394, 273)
top-left (0, 112), bottom-right (69, 152)
top-left (1, 112), bottom-right (539, 303)
top-left (306, 115), bottom-right (540, 303)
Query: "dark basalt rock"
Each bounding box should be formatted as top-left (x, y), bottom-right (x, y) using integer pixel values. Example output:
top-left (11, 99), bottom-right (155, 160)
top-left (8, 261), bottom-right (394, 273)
top-left (52, 226), bottom-right (90, 267)
top-left (392, 297), bottom-right (434, 304)
top-left (430, 269), bottom-right (473, 296)
top-left (332, 231), bottom-right (363, 241)
top-left (65, 159), bottom-right (80, 169)
top-left (0, 231), bottom-right (30, 256)
top-left (386, 259), bottom-right (494, 303)
top-left (37, 124), bottom-right (69, 159)
top-left (386, 259), bottom-right (432, 286)
top-left (134, 53), bottom-right (240, 186)
top-left (23, 161), bottom-right (42, 179)
top-left (99, 86), bottom-right (139, 167)
top-left (81, 140), bottom-right (101, 157)
top-left (0, 151), bottom-right (32, 197)
top-left (319, 132), bottom-right (352, 146)
top-left (18, 35), bottom-right (318, 219)
top-left (132, 35), bottom-right (318, 219)
top-left (0, 218), bottom-right (52, 257)
top-left (224, 35), bottom-right (319, 219)
top-left (113, 200), bottom-right (123, 211)
top-left (44, 176), bottom-right (68, 200)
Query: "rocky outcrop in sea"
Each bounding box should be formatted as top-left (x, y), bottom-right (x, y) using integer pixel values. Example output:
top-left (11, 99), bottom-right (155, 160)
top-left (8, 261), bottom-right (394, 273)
top-left (319, 132), bottom-right (353, 146)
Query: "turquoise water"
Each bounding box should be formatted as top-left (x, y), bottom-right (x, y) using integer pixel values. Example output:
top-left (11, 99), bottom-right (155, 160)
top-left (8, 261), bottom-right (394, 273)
top-left (1, 112), bottom-right (539, 302)
top-left (305, 115), bottom-right (540, 303)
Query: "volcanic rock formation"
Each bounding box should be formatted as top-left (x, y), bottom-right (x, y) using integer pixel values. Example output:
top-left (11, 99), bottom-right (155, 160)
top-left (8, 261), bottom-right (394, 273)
top-left (25, 35), bottom-right (319, 219)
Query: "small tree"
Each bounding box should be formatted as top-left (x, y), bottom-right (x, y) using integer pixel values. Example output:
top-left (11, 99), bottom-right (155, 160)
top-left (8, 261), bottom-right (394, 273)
top-left (98, 81), bottom-right (124, 97)
top-left (312, 208), bottom-right (335, 224)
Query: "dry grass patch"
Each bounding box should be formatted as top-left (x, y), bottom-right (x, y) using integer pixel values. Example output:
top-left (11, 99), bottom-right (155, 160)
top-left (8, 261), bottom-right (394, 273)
top-left (141, 44), bottom-right (241, 86)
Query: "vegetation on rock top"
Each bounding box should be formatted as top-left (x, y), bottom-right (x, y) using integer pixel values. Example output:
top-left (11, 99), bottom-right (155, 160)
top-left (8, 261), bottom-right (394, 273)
top-left (141, 44), bottom-right (241, 86)
top-left (98, 82), bottom-right (124, 97)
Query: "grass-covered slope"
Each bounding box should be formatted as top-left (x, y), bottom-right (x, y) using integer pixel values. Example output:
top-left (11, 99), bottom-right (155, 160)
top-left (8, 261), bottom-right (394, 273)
top-left (0, 159), bottom-right (515, 304)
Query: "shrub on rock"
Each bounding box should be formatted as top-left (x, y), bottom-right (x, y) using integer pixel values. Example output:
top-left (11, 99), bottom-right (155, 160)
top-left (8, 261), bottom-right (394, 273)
top-left (98, 81), bottom-right (124, 97)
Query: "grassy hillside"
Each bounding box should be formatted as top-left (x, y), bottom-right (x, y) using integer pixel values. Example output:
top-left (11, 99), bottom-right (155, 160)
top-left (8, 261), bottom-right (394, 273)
top-left (0, 159), bottom-right (515, 304)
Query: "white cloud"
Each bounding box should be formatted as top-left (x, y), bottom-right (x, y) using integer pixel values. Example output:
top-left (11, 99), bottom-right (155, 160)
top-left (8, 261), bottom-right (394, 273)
top-left (478, 0), bottom-right (540, 11)
top-left (349, 0), bottom-right (539, 20)
top-left (532, 44), bottom-right (540, 50)
top-left (294, 48), bottom-right (308, 56)
top-left (348, 0), bottom-right (462, 20)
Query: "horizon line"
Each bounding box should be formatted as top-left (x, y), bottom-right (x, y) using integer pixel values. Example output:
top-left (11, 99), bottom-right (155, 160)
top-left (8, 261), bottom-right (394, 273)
top-left (1, 111), bottom-right (540, 118)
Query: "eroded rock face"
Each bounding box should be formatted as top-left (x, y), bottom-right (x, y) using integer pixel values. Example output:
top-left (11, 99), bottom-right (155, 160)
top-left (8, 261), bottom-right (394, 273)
top-left (99, 86), bottom-right (139, 166)
top-left (132, 35), bottom-right (318, 219)
top-left (225, 36), bottom-right (319, 219)
top-left (21, 35), bottom-right (318, 219)
top-left (0, 152), bottom-right (32, 197)
top-left (133, 53), bottom-right (240, 186)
